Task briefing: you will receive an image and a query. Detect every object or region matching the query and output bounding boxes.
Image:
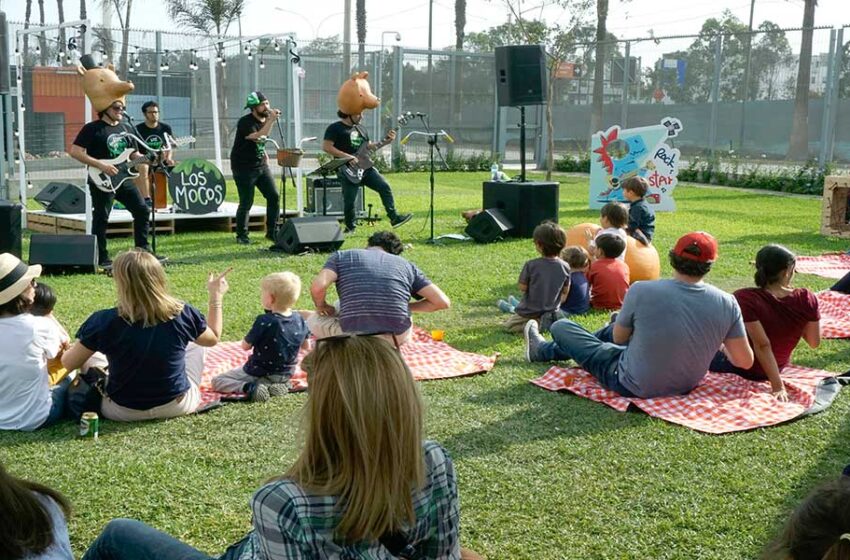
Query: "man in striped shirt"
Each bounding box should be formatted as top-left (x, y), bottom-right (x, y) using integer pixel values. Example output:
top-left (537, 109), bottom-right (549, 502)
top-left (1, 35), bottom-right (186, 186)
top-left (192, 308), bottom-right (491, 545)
top-left (308, 231), bottom-right (450, 345)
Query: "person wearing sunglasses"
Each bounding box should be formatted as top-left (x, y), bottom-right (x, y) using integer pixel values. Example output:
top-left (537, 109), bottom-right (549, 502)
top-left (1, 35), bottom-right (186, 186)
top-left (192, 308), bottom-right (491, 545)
top-left (70, 57), bottom-right (150, 269)
top-left (308, 231), bottom-right (450, 345)
top-left (81, 334), bottom-right (483, 559)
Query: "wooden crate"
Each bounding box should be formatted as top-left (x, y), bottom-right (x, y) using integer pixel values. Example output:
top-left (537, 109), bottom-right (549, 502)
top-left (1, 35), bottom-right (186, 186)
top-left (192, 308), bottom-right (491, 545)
top-left (821, 176), bottom-right (850, 239)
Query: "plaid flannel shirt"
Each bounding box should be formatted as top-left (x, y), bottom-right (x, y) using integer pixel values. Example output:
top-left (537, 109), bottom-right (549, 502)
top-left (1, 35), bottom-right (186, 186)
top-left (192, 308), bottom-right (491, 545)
top-left (236, 441), bottom-right (461, 559)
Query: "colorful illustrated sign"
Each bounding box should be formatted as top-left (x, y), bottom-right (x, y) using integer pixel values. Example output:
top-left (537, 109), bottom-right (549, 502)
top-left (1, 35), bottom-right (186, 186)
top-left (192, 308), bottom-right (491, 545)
top-left (168, 159), bottom-right (226, 214)
top-left (589, 117), bottom-right (683, 211)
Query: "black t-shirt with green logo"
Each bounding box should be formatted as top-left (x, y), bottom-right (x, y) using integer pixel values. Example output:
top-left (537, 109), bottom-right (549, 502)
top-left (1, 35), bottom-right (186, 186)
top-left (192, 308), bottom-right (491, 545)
top-left (323, 121), bottom-right (369, 155)
top-left (73, 120), bottom-right (139, 187)
top-left (135, 122), bottom-right (174, 154)
top-left (230, 113), bottom-right (269, 171)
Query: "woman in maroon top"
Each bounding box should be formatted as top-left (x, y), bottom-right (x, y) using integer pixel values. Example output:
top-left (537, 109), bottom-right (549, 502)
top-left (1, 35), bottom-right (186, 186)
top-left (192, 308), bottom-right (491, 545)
top-left (709, 245), bottom-right (820, 401)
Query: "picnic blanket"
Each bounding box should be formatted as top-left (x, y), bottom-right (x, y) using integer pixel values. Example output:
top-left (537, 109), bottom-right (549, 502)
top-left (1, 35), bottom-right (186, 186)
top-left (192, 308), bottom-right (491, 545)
top-left (818, 290), bottom-right (850, 339)
top-left (531, 365), bottom-right (840, 434)
top-left (796, 254), bottom-right (850, 280)
top-left (197, 327), bottom-right (498, 408)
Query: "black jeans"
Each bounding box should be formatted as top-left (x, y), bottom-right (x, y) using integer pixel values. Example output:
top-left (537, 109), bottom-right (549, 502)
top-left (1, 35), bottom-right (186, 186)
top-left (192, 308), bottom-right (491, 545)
top-left (833, 270), bottom-right (850, 294)
top-left (233, 165), bottom-right (279, 238)
top-left (89, 181), bottom-right (149, 263)
top-left (339, 167), bottom-right (398, 229)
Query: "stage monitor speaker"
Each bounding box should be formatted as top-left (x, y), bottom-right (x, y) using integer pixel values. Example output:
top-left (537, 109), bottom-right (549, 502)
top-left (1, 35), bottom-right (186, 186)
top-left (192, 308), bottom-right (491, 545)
top-left (465, 209), bottom-right (514, 243)
top-left (0, 201), bottom-right (22, 258)
top-left (482, 181), bottom-right (559, 238)
top-left (307, 177), bottom-right (365, 217)
top-left (274, 217), bottom-right (344, 254)
top-left (35, 182), bottom-right (86, 214)
top-left (29, 234), bottom-right (97, 273)
top-left (495, 45), bottom-right (547, 107)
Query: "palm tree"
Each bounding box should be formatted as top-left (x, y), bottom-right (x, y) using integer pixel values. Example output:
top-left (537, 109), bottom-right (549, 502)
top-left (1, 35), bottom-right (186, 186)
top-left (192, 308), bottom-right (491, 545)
top-left (453, 0), bottom-right (466, 126)
top-left (166, 0), bottom-right (246, 141)
top-left (787, 0), bottom-right (817, 160)
top-left (79, 0), bottom-right (87, 51)
top-left (356, 0), bottom-right (366, 69)
top-left (37, 0), bottom-right (48, 65)
top-left (589, 0), bottom-right (608, 135)
top-left (23, 0), bottom-right (32, 63)
top-left (57, 0), bottom-right (66, 59)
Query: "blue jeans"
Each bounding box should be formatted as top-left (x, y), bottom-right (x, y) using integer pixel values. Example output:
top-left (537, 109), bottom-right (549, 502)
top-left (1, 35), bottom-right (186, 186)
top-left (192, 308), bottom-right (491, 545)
top-left (40, 377), bottom-right (71, 429)
top-left (709, 351), bottom-right (763, 381)
top-left (536, 319), bottom-right (636, 397)
top-left (82, 519), bottom-right (248, 560)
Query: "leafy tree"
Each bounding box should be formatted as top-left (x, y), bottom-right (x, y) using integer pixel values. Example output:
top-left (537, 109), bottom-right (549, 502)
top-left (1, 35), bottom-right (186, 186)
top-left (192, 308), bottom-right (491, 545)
top-left (302, 36), bottom-right (343, 56)
top-left (787, 0), bottom-right (817, 160)
top-left (750, 22), bottom-right (793, 100)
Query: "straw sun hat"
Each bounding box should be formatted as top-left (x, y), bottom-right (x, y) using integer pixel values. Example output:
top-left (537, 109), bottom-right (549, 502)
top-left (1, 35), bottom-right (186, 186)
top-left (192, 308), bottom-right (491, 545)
top-left (0, 253), bottom-right (41, 306)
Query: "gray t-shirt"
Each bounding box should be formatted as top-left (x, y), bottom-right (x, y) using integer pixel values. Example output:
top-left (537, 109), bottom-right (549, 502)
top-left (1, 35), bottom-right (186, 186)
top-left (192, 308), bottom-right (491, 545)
top-left (324, 248), bottom-right (432, 335)
top-left (514, 257), bottom-right (571, 317)
top-left (25, 494), bottom-right (73, 560)
top-left (616, 279), bottom-right (746, 398)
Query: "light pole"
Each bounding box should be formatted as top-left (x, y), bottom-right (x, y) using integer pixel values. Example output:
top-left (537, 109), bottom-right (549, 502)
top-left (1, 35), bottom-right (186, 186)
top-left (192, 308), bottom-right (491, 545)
top-left (343, 0), bottom-right (351, 78)
top-left (377, 31), bottom-right (401, 139)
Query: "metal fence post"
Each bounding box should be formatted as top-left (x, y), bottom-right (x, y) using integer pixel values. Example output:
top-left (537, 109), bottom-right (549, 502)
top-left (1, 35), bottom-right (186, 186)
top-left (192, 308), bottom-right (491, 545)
top-left (536, 103), bottom-right (547, 169)
top-left (155, 31), bottom-right (162, 108)
top-left (818, 29), bottom-right (837, 168)
top-left (208, 48), bottom-right (223, 172)
top-left (392, 45), bottom-right (403, 169)
top-left (621, 40), bottom-right (630, 127)
top-left (825, 27), bottom-right (843, 163)
top-left (708, 34), bottom-right (723, 154)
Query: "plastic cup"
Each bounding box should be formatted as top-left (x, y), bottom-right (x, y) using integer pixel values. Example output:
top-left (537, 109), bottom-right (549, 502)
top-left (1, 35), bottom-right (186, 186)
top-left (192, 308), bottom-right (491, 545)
top-left (431, 329), bottom-right (445, 342)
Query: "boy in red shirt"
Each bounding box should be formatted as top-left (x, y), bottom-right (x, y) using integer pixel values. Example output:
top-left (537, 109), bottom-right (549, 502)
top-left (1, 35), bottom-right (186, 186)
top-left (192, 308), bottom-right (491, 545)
top-left (588, 234), bottom-right (630, 310)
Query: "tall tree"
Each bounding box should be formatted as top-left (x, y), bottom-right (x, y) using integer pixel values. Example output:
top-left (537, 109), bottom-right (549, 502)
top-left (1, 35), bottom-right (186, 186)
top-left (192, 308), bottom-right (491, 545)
top-left (356, 0), bottom-right (366, 69)
top-left (57, 0), bottom-right (66, 58)
top-left (455, 0), bottom-right (466, 50)
top-left (787, 0), bottom-right (817, 160)
top-left (23, 0), bottom-right (32, 64)
top-left (79, 0), bottom-right (87, 52)
top-left (166, 0), bottom-right (246, 140)
top-left (750, 22), bottom-right (793, 100)
top-left (453, 0), bottom-right (466, 127)
top-left (589, 0), bottom-right (607, 135)
top-left (37, 0), bottom-right (48, 65)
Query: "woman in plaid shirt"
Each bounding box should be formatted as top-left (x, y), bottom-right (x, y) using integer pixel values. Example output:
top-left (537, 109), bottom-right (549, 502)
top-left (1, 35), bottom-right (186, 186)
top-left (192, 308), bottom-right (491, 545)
top-left (81, 335), bottom-right (469, 559)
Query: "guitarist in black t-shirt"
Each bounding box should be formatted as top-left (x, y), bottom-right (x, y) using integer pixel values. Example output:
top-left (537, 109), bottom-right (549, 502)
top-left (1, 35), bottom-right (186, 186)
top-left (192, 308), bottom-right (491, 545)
top-left (323, 111), bottom-right (411, 234)
top-left (134, 100), bottom-right (175, 207)
top-left (229, 91), bottom-right (281, 245)
top-left (70, 100), bottom-right (150, 268)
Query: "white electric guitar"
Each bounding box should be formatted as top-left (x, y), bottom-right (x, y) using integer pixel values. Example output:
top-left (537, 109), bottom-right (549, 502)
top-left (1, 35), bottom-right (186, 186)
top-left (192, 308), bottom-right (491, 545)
top-left (88, 135), bottom-right (195, 193)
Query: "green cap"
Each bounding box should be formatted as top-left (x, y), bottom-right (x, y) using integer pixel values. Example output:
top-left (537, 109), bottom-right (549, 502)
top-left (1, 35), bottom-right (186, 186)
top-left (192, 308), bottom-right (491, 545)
top-left (244, 91), bottom-right (268, 109)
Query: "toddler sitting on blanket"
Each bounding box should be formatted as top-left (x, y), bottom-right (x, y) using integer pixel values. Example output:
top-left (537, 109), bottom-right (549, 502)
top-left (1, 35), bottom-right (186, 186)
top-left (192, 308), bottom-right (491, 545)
top-left (212, 272), bottom-right (310, 402)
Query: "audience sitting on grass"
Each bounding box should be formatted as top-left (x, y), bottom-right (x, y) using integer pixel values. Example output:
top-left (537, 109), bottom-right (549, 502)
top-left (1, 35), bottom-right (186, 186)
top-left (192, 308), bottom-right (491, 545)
top-left (709, 245), bottom-right (820, 402)
top-left (497, 221), bottom-right (570, 333)
top-left (588, 234), bottom-right (630, 310)
top-left (61, 249), bottom-right (231, 422)
top-left (308, 231), bottom-right (450, 346)
top-left (559, 246), bottom-right (591, 317)
top-left (0, 460), bottom-right (73, 559)
top-left (762, 474), bottom-right (850, 560)
top-left (834, 270), bottom-right (850, 294)
top-left (211, 271), bottom-right (310, 402)
top-left (622, 176), bottom-right (656, 246)
top-left (525, 232), bottom-right (755, 399)
top-left (586, 202), bottom-right (629, 261)
top-left (81, 335), bottom-right (481, 559)
top-left (0, 253), bottom-right (70, 431)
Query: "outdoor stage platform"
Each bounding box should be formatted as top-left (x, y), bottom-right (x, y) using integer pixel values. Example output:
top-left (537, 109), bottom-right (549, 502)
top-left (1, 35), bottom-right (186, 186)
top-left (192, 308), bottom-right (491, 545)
top-left (26, 202), bottom-right (271, 237)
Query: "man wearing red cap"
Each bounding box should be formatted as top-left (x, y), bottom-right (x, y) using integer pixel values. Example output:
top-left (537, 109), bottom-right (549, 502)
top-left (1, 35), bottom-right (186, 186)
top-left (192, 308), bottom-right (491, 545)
top-left (525, 232), bottom-right (754, 398)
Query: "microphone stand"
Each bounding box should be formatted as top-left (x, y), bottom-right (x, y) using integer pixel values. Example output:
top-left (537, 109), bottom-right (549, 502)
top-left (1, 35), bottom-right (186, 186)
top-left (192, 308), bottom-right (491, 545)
top-left (404, 114), bottom-right (450, 244)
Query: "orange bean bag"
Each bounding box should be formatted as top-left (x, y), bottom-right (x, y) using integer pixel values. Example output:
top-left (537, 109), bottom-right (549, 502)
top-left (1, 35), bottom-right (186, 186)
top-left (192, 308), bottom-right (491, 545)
top-left (624, 236), bottom-right (661, 283)
top-left (565, 223), bottom-right (600, 251)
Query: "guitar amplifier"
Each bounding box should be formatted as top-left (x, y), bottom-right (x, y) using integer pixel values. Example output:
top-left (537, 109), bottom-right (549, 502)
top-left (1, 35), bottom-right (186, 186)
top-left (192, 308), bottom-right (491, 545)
top-left (307, 177), bottom-right (365, 217)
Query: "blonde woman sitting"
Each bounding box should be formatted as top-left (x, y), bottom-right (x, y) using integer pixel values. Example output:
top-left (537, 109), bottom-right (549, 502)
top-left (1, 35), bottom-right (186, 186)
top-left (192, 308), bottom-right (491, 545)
top-left (62, 250), bottom-right (230, 421)
top-left (82, 335), bottom-right (481, 559)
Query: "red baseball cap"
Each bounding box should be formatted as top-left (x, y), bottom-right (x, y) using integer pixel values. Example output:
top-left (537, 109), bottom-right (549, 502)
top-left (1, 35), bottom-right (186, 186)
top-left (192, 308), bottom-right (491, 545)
top-left (672, 232), bottom-right (718, 263)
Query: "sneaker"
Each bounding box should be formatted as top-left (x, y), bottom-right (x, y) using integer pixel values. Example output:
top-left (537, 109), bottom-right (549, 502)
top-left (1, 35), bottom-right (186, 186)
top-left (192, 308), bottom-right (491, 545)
top-left (497, 299), bottom-right (514, 313)
top-left (609, 311), bottom-right (619, 325)
top-left (523, 320), bottom-right (545, 363)
top-left (390, 213), bottom-right (412, 228)
top-left (245, 382), bottom-right (270, 403)
top-left (343, 225), bottom-right (357, 234)
top-left (99, 258), bottom-right (113, 269)
top-left (267, 383), bottom-right (290, 397)
top-left (236, 236), bottom-right (250, 245)
top-left (508, 295), bottom-right (520, 307)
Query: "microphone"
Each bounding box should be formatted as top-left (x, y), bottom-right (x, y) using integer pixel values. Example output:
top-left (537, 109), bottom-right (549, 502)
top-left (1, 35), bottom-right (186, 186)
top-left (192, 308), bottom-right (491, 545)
top-left (440, 130), bottom-right (455, 144)
top-left (415, 112), bottom-right (427, 117)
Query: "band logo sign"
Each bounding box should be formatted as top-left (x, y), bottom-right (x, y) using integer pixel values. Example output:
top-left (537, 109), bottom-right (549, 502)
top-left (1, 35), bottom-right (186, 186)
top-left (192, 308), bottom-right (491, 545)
top-left (168, 159), bottom-right (226, 214)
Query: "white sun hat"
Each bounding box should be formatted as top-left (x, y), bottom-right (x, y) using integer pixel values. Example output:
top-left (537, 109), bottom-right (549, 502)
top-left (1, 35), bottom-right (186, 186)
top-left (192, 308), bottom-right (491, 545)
top-left (0, 253), bottom-right (41, 306)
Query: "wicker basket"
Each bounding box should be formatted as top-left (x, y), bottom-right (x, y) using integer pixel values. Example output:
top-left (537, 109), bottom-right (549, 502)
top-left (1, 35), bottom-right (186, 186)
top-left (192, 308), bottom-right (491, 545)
top-left (277, 148), bottom-right (304, 167)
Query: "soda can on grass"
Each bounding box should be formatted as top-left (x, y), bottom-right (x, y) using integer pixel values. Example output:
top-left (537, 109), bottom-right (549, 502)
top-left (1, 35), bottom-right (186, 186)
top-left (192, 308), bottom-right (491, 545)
top-left (79, 412), bottom-right (99, 439)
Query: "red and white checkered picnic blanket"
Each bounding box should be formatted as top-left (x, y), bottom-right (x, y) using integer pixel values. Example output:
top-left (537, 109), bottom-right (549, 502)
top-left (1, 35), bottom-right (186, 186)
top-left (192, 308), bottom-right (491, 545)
top-left (531, 365), bottom-right (837, 434)
top-left (796, 254), bottom-right (850, 280)
top-left (197, 327), bottom-right (498, 408)
top-left (818, 290), bottom-right (850, 339)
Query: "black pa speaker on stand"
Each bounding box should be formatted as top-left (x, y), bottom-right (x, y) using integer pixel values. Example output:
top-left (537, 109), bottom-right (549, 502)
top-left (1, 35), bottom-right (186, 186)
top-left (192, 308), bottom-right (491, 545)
top-left (0, 201), bottom-right (22, 257)
top-left (273, 217), bottom-right (344, 254)
top-left (495, 45), bottom-right (547, 107)
top-left (35, 183), bottom-right (86, 214)
top-left (29, 234), bottom-right (98, 273)
top-left (465, 209), bottom-right (514, 243)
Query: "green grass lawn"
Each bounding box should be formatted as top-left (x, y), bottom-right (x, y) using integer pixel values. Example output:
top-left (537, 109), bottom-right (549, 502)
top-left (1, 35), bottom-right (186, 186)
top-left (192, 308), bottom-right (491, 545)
top-left (4, 172), bottom-right (850, 559)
